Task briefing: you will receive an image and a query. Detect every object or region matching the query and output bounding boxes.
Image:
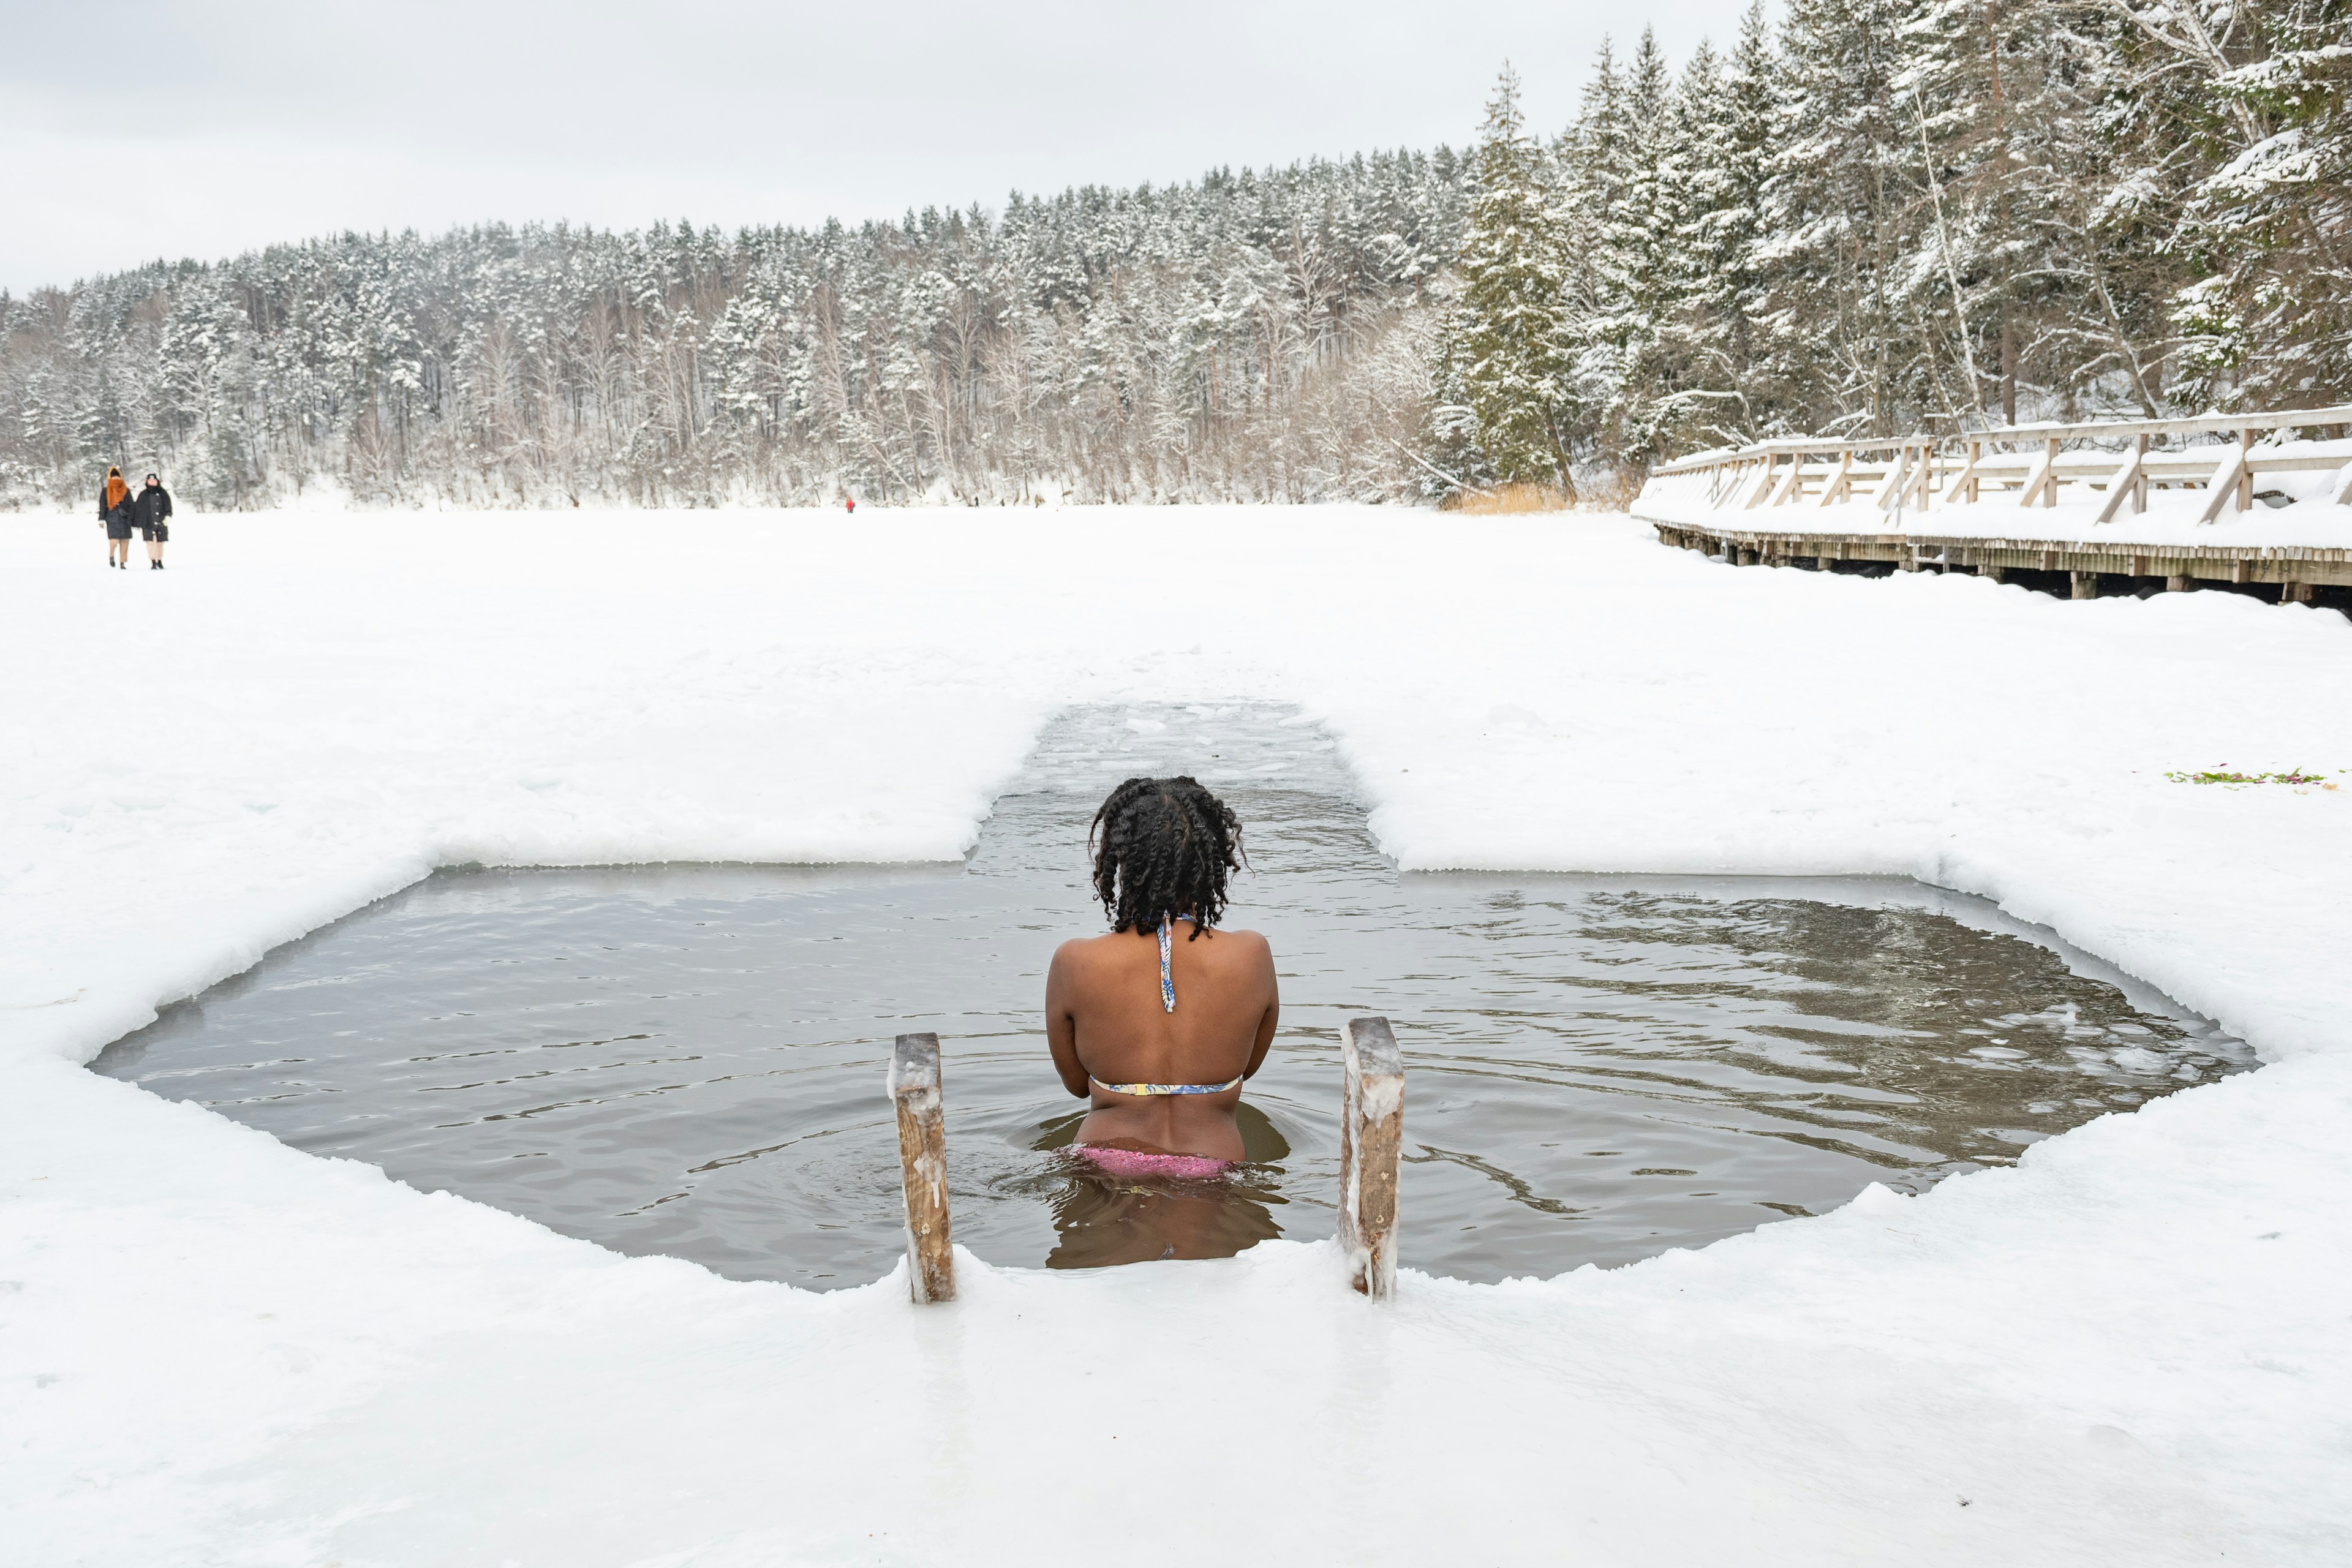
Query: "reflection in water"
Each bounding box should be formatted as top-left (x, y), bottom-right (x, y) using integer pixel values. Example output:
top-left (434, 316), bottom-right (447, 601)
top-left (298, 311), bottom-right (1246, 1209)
top-left (89, 703), bottom-right (2255, 1286)
top-left (1046, 1164), bottom-right (1287, 1268)
top-left (1031, 1103), bottom-right (1291, 1268)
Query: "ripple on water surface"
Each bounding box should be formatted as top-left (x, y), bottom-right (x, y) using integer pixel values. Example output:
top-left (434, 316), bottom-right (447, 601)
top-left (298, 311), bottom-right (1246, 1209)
top-left (92, 703), bottom-right (2254, 1284)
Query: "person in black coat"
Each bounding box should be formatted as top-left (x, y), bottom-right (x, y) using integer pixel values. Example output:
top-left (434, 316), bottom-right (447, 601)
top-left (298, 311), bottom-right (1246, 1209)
top-left (98, 466), bottom-right (135, 568)
top-left (134, 473), bottom-right (173, 570)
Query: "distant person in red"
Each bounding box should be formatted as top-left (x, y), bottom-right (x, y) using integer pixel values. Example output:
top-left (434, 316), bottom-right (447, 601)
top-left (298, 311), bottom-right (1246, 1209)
top-left (97, 466), bottom-right (135, 569)
top-left (135, 473), bottom-right (173, 570)
top-left (845, 494), bottom-right (856, 514)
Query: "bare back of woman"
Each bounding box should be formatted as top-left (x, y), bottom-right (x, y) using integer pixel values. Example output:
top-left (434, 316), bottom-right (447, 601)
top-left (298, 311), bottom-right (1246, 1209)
top-left (1045, 777), bottom-right (1279, 1168)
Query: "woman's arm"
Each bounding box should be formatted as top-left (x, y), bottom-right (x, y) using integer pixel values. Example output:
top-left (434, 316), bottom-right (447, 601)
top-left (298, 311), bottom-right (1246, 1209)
top-left (1243, 933), bottom-right (1279, 1079)
top-left (1043, 940), bottom-right (1091, 1098)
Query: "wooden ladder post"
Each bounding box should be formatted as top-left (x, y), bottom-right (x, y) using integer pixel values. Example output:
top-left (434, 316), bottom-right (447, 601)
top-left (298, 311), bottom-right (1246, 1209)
top-left (889, 1031), bottom-right (955, 1304)
top-left (2135, 433), bottom-right (2150, 513)
top-left (1338, 1016), bottom-right (1404, 1300)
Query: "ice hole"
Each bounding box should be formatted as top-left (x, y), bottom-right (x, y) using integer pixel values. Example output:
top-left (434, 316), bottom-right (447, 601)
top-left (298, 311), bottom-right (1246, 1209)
top-left (91, 703), bottom-right (2254, 1286)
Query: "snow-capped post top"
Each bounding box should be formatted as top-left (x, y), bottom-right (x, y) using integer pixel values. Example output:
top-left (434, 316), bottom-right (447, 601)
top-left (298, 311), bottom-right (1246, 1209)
top-left (888, 1032), bottom-right (954, 1305)
top-left (888, 1031), bottom-right (941, 1097)
top-left (1338, 1016), bottom-right (1404, 1300)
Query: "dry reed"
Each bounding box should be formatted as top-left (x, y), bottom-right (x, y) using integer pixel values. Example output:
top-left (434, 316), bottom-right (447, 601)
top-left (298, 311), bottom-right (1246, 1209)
top-left (1443, 481), bottom-right (1573, 514)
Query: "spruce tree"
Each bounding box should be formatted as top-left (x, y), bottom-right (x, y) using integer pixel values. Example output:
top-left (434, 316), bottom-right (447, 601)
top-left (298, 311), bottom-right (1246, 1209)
top-left (2177, 0), bottom-right (2352, 405)
top-left (1668, 5), bottom-right (1777, 443)
top-left (1450, 64), bottom-right (1578, 497)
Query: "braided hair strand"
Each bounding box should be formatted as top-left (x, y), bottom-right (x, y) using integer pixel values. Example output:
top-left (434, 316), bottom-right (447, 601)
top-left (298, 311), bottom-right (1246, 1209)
top-left (1088, 775), bottom-right (1245, 938)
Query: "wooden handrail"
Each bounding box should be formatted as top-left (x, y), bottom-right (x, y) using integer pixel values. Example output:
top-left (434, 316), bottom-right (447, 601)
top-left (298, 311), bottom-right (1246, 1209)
top-left (889, 1031), bottom-right (955, 1304)
top-left (1649, 404), bottom-right (2352, 478)
top-left (1338, 1016), bottom-right (1404, 1300)
top-left (1642, 406), bottom-right (2352, 522)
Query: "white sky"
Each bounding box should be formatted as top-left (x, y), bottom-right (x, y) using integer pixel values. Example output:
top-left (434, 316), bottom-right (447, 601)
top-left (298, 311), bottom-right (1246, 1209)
top-left (0, 0), bottom-right (1762, 295)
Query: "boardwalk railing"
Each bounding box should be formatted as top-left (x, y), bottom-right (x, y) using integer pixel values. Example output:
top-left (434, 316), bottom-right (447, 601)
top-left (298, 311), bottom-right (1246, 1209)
top-left (1636, 407), bottom-right (2352, 600)
top-left (885, 1022), bottom-right (1408, 1303)
top-left (1645, 405), bottom-right (2352, 524)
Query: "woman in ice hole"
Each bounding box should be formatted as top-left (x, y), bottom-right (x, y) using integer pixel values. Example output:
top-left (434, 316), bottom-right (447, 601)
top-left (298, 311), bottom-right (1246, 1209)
top-left (99, 466), bottom-right (135, 568)
top-left (1046, 776), bottom-right (1279, 1179)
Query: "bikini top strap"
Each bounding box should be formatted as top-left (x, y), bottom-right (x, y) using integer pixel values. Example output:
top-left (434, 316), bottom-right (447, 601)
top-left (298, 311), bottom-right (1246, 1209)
top-left (1089, 1072), bottom-right (1245, 1096)
top-left (1158, 914), bottom-right (1175, 1014)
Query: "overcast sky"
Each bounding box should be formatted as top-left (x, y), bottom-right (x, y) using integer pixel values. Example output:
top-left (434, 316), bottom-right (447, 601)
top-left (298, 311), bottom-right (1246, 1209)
top-left (1, 0), bottom-right (1761, 295)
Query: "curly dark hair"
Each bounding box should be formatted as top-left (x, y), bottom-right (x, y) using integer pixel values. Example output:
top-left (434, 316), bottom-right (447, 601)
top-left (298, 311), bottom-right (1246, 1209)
top-left (1089, 776), bottom-right (1245, 938)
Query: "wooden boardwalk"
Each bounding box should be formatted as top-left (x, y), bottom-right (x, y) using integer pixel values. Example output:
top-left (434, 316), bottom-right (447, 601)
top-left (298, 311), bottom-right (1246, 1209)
top-left (1635, 407), bottom-right (2352, 602)
top-left (1649, 522), bottom-right (2352, 599)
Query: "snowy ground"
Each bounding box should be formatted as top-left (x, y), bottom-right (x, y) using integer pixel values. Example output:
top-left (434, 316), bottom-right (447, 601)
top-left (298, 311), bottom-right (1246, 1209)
top-left (4, 505), bottom-right (2349, 1566)
top-left (1634, 437), bottom-right (2352, 546)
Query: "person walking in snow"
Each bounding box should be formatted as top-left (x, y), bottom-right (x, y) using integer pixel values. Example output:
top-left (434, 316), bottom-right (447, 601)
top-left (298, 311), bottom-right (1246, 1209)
top-left (134, 473), bottom-right (173, 570)
top-left (98, 466), bottom-right (136, 569)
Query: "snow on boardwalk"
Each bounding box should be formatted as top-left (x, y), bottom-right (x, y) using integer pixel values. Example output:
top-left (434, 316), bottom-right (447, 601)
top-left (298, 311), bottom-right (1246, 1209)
top-left (4, 507), bottom-right (2348, 1566)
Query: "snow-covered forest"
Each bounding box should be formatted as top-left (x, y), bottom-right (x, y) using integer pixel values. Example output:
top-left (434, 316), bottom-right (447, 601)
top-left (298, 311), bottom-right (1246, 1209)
top-left (0, 159), bottom-right (1466, 510)
top-left (2, 0), bottom-right (2342, 510)
top-left (1438, 0), bottom-right (2352, 499)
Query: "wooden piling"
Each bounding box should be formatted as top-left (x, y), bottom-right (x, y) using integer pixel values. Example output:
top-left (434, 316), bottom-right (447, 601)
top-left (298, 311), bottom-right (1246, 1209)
top-left (889, 1031), bottom-right (954, 1304)
top-left (1338, 1016), bottom-right (1404, 1300)
top-left (2071, 570), bottom-right (2099, 600)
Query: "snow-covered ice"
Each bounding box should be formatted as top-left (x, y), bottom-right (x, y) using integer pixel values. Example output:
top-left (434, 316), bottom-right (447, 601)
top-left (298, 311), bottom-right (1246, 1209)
top-left (4, 505), bottom-right (2349, 1564)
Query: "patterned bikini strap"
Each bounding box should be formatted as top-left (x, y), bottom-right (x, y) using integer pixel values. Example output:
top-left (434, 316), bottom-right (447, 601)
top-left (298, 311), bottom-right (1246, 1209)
top-left (1089, 1072), bottom-right (1244, 1096)
top-left (1158, 914), bottom-right (1176, 1013)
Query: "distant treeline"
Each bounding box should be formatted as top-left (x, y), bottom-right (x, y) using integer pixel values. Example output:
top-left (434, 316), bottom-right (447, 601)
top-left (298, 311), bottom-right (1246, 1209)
top-left (2, 0), bottom-right (2342, 510)
top-left (0, 156), bottom-right (1464, 509)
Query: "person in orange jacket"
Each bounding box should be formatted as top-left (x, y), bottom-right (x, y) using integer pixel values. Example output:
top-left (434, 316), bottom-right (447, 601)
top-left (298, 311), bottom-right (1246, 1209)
top-left (97, 467), bottom-right (135, 568)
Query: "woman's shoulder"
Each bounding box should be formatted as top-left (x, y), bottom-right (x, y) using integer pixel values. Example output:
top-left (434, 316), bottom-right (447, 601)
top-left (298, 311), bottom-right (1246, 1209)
top-left (1202, 925), bottom-right (1272, 963)
top-left (1049, 930), bottom-right (1125, 967)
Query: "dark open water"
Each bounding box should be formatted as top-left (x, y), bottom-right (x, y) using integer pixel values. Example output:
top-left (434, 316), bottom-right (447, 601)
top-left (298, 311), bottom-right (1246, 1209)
top-left (92, 704), bottom-right (2252, 1284)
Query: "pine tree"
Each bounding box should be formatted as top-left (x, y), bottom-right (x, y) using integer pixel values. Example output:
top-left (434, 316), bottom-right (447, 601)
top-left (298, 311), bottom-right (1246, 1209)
top-left (1666, 6), bottom-right (1779, 444)
top-left (1761, 0), bottom-right (1921, 435)
top-left (1540, 29), bottom-right (1688, 473)
top-left (2178, 0), bottom-right (2352, 405)
top-left (1450, 65), bottom-right (1579, 497)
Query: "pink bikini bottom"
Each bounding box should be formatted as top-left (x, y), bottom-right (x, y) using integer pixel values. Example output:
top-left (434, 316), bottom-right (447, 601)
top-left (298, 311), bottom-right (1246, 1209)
top-left (1071, 1145), bottom-right (1234, 1182)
